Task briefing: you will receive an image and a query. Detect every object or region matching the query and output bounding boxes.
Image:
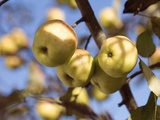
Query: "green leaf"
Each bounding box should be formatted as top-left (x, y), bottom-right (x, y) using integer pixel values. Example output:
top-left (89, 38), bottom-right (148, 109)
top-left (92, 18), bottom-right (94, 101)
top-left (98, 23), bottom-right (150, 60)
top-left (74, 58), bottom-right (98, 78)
top-left (128, 92), bottom-right (157, 120)
top-left (151, 17), bottom-right (160, 39)
top-left (140, 59), bottom-right (160, 97)
top-left (136, 31), bottom-right (156, 57)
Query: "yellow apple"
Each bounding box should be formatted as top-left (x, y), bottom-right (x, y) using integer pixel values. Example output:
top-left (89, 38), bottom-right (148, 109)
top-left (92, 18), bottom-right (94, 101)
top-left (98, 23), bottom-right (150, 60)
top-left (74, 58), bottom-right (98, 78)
top-left (0, 34), bottom-right (18, 55)
top-left (11, 28), bottom-right (28, 49)
top-left (36, 101), bottom-right (63, 120)
top-left (46, 7), bottom-right (65, 21)
top-left (69, 0), bottom-right (77, 9)
top-left (91, 55), bottom-right (127, 94)
top-left (91, 86), bottom-right (109, 101)
top-left (150, 47), bottom-right (160, 64)
top-left (70, 87), bottom-right (89, 104)
top-left (56, 0), bottom-right (69, 4)
top-left (32, 20), bottom-right (78, 67)
top-left (5, 55), bottom-right (24, 69)
top-left (56, 49), bottom-right (94, 87)
top-left (98, 35), bottom-right (138, 78)
top-left (99, 7), bottom-right (122, 29)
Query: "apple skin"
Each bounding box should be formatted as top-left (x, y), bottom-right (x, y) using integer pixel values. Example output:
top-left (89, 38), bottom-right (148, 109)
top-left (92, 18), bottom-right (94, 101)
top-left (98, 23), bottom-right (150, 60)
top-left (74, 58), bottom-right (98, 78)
top-left (11, 28), bottom-right (28, 49)
top-left (5, 55), bottom-right (24, 69)
top-left (91, 54), bottom-right (127, 94)
top-left (98, 35), bottom-right (138, 78)
top-left (99, 7), bottom-right (122, 29)
top-left (0, 34), bottom-right (18, 55)
top-left (36, 101), bottom-right (63, 120)
top-left (46, 7), bottom-right (65, 21)
top-left (91, 86), bottom-right (109, 101)
top-left (150, 47), bottom-right (160, 65)
top-left (56, 49), bottom-right (94, 87)
top-left (32, 20), bottom-right (78, 67)
top-left (70, 87), bottom-right (89, 104)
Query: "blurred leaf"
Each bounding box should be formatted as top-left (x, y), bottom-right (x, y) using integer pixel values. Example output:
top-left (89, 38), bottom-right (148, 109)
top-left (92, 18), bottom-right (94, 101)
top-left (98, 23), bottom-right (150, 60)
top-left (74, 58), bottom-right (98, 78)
top-left (140, 59), bottom-right (160, 97)
top-left (0, 90), bottom-right (26, 111)
top-left (136, 31), bottom-right (156, 57)
top-left (151, 16), bottom-right (160, 39)
top-left (63, 101), bottom-right (99, 119)
top-left (128, 92), bottom-right (157, 120)
top-left (27, 61), bottom-right (46, 94)
top-left (123, 0), bottom-right (160, 15)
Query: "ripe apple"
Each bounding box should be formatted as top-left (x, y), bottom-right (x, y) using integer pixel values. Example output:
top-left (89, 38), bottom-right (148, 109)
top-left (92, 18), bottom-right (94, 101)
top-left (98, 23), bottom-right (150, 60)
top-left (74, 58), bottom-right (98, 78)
top-left (5, 55), bottom-right (24, 69)
top-left (91, 86), bottom-right (109, 101)
top-left (0, 34), bottom-right (18, 55)
top-left (36, 101), bottom-right (63, 120)
top-left (56, 49), bottom-right (94, 87)
top-left (99, 7), bottom-right (122, 29)
top-left (91, 55), bottom-right (127, 94)
top-left (11, 28), bottom-right (28, 49)
top-left (98, 35), bottom-right (138, 78)
top-left (46, 7), bottom-right (65, 21)
top-left (150, 47), bottom-right (160, 65)
top-left (70, 87), bottom-right (89, 104)
top-left (69, 0), bottom-right (77, 9)
top-left (32, 20), bottom-right (78, 67)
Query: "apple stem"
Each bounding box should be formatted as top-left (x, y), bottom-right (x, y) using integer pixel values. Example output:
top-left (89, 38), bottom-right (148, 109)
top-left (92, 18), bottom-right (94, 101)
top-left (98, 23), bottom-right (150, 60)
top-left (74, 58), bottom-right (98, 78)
top-left (65, 74), bottom-right (74, 81)
top-left (71, 17), bottom-right (86, 28)
top-left (108, 52), bottom-right (113, 57)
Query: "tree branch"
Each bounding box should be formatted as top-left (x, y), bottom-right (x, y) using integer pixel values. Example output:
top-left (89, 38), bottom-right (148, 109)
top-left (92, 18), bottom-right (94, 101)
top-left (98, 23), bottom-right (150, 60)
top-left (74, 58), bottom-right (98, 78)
top-left (75, 0), bottom-right (106, 49)
top-left (0, 0), bottom-right (9, 6)
top-left (75, 0), bottom-right (137, 114)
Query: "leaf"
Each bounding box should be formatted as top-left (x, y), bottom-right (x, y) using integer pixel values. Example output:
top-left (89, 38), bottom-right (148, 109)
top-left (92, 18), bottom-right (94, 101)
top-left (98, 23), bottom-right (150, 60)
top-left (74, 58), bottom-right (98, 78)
top-left (136, 31), bottom-right (156, 57)
top-left (128, 92), bottom-right (157, 120)
top-left (151, 16), bottom-right (160, 39)
top-left (123, 0), bottom-right (160, 15)
top-left (140, 59), bottom-right (160, 97)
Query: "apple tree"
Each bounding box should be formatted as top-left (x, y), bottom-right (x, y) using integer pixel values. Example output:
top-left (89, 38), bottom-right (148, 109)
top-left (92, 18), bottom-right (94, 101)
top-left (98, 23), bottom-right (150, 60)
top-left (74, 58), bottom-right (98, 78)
top-left (0, 0), bottom-right (160, 120)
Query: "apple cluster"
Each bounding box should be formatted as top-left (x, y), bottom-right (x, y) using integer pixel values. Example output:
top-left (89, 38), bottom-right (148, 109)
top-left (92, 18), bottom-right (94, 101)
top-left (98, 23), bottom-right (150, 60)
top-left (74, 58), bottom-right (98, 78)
top-left (32, 20), bottom-right (138, 95)
top-left (0, 28), bottom-right (28, 69)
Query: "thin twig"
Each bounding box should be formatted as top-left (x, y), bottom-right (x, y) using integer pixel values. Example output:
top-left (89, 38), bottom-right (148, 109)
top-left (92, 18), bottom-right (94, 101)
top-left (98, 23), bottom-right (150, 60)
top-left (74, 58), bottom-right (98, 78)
top-left (71, 17), bottom-right (86, 28)
top-left (85, 35), bottom-right (92, 50)
top-left (0, 0), bottom-right (9, 6)
top-left (126, 62), bottom-right (160, 83)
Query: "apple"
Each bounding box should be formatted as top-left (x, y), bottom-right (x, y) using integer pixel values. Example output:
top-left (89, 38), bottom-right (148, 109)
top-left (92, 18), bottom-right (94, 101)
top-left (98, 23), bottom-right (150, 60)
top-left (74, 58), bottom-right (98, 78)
top-left (150, 47), bottom-right (160, 65)
top-left (5, 55), bottom-right (24, 69)
top-left (56, 49), bottom-right (94, 87)
top-left (11, 28), bottom-right (28, 49)
top-left (70, 87), bottom-right (89, 104)
top-left (99, 7), bottom-right (122, 29)
top-left (98, 35), bottom-right (138, 78)
top-left (36, 101), bottom-right (63, 120)
top-left (91, 86), bottom-right (109, 101)
top-left (0, 34), bottom-right (18, 55)
top-left (46, 7), bottom-right (65, 21)
top-left (56, 0), bottom-right (68, 4)
top-left (69, 0), bottom-right (77, 9)
top-left (91, 55), bottom-right (127, 94)
top-left (32, 20), bottom-right (78, 67)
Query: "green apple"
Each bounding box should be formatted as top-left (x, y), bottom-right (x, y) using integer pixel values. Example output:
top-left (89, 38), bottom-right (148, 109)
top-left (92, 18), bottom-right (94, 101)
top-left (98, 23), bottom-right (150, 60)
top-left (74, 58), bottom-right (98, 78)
top-left (150, 47), bottom-right (160, 65)
top-left (36, 101), bottom-right (63, 120)
top-left (46, 7), bottom-right (65, 21)
top-left (0, 34), bottom-right (18, 55)
top-left (56, 49), bottom-right (94, 87)
top-left (32, 20), bottom-right (78, 67)
top-left (91, 55), bottom-right (127, 94)
top-left (5, 55), bottom-right (24, 69)
top-left (11, 28), bottom-right (28, 49)
top-left (91, 86), bottom-right (109, 101)
top-left (98, 35), bottom-right (138, 78)
top-left (99, 7), bottom-right (122, 29)
top-left (70, 87), bottom-right (89, 104)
